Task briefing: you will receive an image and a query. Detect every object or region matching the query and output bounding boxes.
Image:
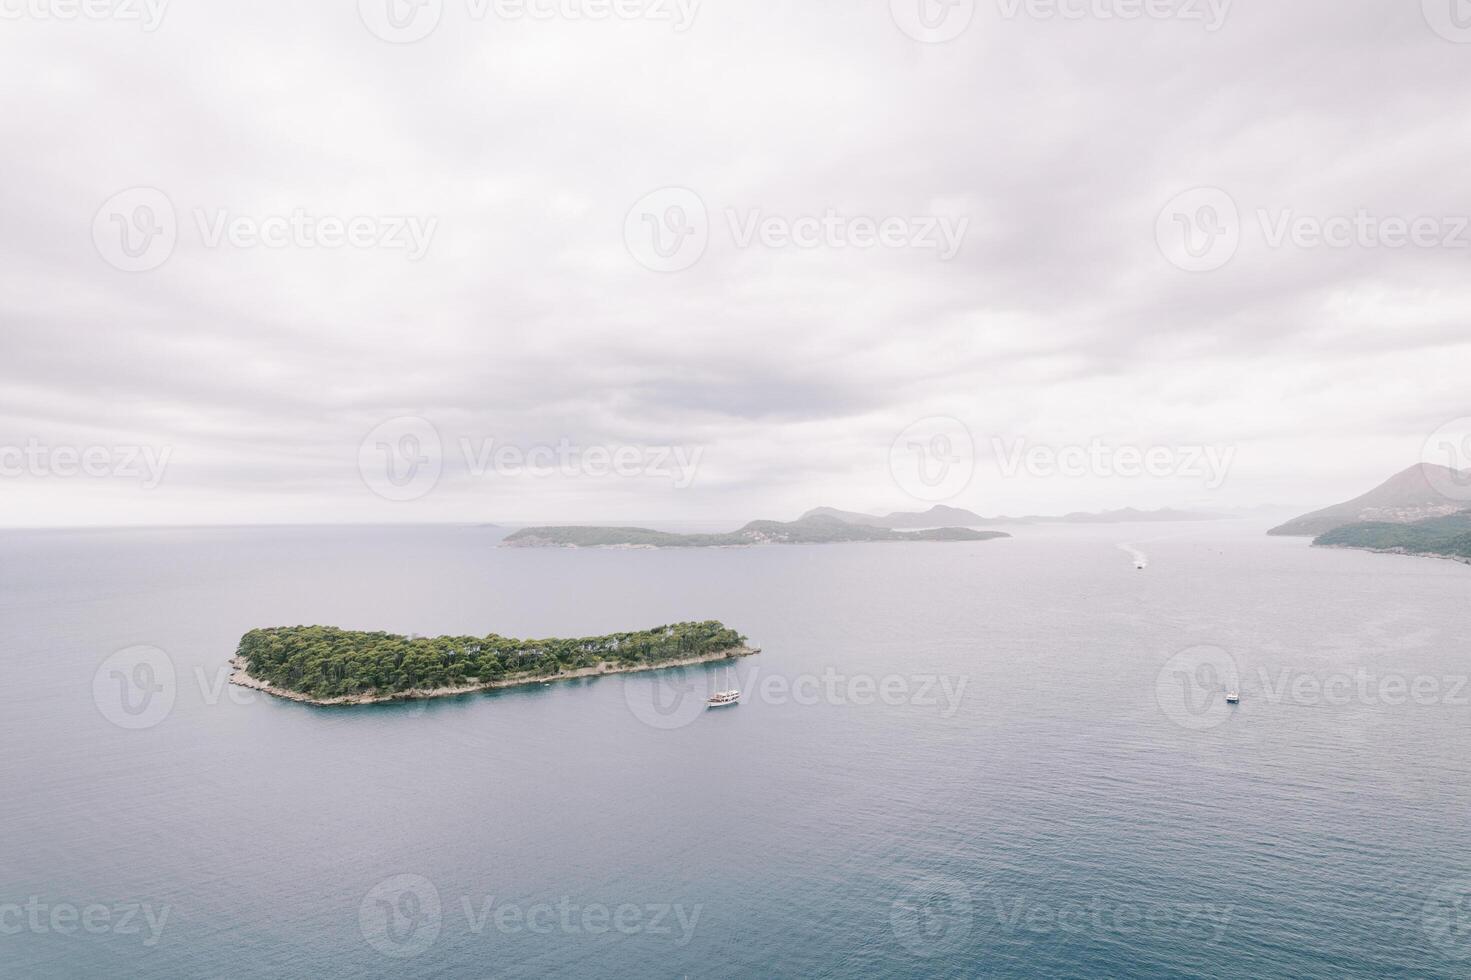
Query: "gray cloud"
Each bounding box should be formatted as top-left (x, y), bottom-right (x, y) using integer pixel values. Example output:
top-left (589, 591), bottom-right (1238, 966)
top-left (1, 0), bottom-right (1468, 525)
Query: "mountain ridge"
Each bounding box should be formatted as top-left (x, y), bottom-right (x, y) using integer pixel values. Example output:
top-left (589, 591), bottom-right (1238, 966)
top-left (798, 505), bottom-right (996, 528)
top-left (1268, 463), bottom-right (1471, 536)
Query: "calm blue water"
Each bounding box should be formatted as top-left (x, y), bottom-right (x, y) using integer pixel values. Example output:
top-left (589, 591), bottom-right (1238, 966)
top-left (2, 521), bottom-right (1470, 978)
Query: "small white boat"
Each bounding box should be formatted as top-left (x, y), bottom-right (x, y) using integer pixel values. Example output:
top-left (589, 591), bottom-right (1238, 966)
top-left (707, 663), bottom-right (740, 708)
top-left (1225, 690), bottom-right (1240, 704)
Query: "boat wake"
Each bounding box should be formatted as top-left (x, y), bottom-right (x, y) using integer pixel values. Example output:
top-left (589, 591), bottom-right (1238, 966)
top-left (1119, 543), bottom-right (1149, 569)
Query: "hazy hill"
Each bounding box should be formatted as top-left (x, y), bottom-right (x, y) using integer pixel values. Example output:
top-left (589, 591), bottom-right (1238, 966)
top-left (1268, 464), bottom-right (1471, 536)
top-left (503, 515), bottom-right (1010, 548)
top-left (799, 505), bottom-right (996, 528)
top-left (1042, 507), bottom-right (1226, 524)
top-left (800, 504), bottom-right (1221, 527)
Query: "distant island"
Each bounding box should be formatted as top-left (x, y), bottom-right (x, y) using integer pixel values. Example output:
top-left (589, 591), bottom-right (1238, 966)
top-left (1268, 463), bottom-right (1470, 536)
top-left (230, 621), bottom-right (755, 705)
top-left (502, 514), bottom-right (1010, 548)
top-left (499, 504), bottom-right (1235, 548)
top-left (799, 504), bottom-right (1002, 528)
top-left (801, 504), bottom-right (1224, 527)
top-left (1028, 507), bottom-right (1227, 525)
top-left (1314, 512), bottom-right (1471, 565)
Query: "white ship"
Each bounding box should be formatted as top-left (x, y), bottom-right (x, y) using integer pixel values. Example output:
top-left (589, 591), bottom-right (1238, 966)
top-left (707, 662), bottom-right (740, 707)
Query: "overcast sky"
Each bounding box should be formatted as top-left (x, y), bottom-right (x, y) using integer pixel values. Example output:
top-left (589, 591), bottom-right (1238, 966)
top-left (1, 0), bottom-right (1469, 526)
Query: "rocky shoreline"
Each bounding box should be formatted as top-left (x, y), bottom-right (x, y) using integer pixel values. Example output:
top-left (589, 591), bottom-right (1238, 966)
top-left (1317, 544), bottom-right (1471, 567)
top-left (228, 645), bottom-right (761, 707)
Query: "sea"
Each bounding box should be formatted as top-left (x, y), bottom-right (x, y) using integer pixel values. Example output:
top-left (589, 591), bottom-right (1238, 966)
top-left (2, 520), bottom-right (1469, 978)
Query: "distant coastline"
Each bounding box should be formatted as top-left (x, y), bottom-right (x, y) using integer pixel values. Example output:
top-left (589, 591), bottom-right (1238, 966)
top-left (1309, 510), bottom-right (1471, 566)
top-left (500, 506), bottom-right (1229, 549)
top-left (502, 515), bottom-right (1009, 549)
top-left (1315, 543), bottom-right (1471, 568)
top-left (229, 645), bottom-right (759, 706)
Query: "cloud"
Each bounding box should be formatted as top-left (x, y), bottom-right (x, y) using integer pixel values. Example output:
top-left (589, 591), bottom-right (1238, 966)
top-left (1, 0), bottom-right (1468, 525)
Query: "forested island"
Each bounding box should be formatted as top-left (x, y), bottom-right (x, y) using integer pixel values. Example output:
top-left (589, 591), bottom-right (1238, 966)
top-left (502, 514), bottom-right (1009, 548)
top-left (1314, 512), bottom-right (1471, 565)
top-left (231, 621), bottom-right (754, 705)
